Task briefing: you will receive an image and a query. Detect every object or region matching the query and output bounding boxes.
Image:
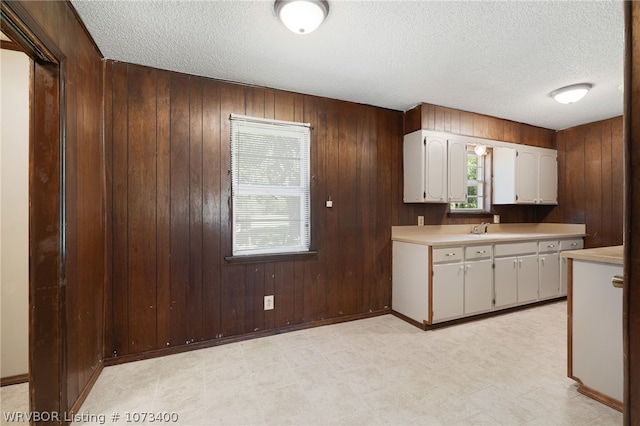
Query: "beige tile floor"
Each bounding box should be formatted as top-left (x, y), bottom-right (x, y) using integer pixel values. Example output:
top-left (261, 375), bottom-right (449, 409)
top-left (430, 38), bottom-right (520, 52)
top-left (2, 301), bottom-right (623, 425)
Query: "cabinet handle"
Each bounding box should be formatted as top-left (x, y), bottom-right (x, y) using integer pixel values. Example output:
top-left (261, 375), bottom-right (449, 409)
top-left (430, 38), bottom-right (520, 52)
top-left (571, 243), bottom-right (578, 247)
top-left (547, 244), bottom-right (555, 248)
top-left (541, 258), bottom-right (545, 265)
top-left (445, 253), bottom-right (456, 257)
top-left (612, 275), bottom-right (624, 288)
top-left (476, 250), bottom-right (486, 254)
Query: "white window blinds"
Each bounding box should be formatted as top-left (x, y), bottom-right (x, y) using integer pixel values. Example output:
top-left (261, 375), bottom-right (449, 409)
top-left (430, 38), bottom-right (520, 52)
top-left (230, 114), bottom-right (311, 256)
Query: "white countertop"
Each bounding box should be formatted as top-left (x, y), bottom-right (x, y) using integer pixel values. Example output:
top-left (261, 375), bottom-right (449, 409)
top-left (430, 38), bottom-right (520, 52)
top-left (392, 223), bottom-right (586, 247)
top-left (561, 245), bottom-right (623, 265)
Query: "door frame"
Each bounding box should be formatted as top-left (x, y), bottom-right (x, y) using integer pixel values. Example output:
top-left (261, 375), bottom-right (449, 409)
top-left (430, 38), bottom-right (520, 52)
top-left (623, 2), bottom-right (640, 423)
top-left (1, 2), bottom-right (67, 421)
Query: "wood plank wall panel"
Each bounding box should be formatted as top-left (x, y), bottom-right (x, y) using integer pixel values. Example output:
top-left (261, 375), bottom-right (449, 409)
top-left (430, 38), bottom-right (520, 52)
top-left (14, 0), bottom-right (107, 416)
top-left (106, 62), bottom-right (400, 357)
top-left (551, 117), bottom-right (624, 248)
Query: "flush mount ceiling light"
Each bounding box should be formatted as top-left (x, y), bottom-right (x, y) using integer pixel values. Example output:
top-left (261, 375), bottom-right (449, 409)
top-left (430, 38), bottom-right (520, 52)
top-left (550, 83), bottom-right (593, 104)
top-left (474, 145), bottom-right (487, 156)
top-left (275, 0), bottom-right (329, 35)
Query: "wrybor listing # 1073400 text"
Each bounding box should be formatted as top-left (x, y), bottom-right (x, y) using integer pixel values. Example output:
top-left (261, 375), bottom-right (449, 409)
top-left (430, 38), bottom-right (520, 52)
top-left (2, 411), bottom-right (180, 424)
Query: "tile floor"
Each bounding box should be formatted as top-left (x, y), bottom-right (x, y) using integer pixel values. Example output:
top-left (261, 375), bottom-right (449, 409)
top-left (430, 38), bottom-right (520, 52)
top-left (1, 301), bottom-right (623, 425)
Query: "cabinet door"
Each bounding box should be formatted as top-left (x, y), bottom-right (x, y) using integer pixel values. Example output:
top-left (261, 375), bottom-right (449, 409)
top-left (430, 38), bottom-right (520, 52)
top-left (516, 149), bottom-right (538, 204)
top-left (403, 131), bottom-right (426, 202)
top-left (432, 262), bottom-right (464, 322)
top-left (517, 255), bottom-right (539, 303)
top-left (464, 259), bottom-right (492, 315)
top-left (425, 137), bottom-right (447, 202)
top-left (494, 257), bottom-right (518, 309)
top-left (539, 253), bottom-right (560, 299)
top-left (538, 151), bottom-right (558, 204)
top-left (560, 238), bottom-right (584, 296)
top-left (560, 256), bottom-right (569, 296)
top-left (493, 147), bottom-right (517, 204)
top-left (447, 139), bottom-right (467, 202)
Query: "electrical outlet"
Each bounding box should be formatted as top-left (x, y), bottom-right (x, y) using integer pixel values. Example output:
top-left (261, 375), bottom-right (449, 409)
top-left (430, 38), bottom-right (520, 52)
top-left (264, 295), bottom-right (274, 311)
top-left (493, 214), bottom-right (500, 224)
top-left (418, 216), bottom-right (424, 226)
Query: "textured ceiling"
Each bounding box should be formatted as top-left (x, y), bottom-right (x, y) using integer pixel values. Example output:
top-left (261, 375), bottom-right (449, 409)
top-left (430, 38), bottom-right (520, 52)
top-left (71, 0), bottom-right (624, 131)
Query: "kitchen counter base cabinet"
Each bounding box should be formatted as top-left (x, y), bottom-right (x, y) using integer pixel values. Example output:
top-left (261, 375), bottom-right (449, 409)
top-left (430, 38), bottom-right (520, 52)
top-left (494, 242), bottom-right (539, 307)
top-left (464, 258), bottom-right (493, 315)
top-left (392, 232), bottom-right (585, 329)
top-left (392, 241), bottom-right (429, 326)
top-left (432, 262), bottom-right (464, 322)
top-left (569, 259), bottom-right (623, 411)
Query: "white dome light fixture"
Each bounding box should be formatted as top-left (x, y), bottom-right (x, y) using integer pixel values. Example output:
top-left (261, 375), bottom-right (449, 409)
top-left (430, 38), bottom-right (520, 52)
top-left (275, 0), bottom-right (329, 35)
top-left (474, 145), bottom-right (487, 156)
top-left (550, 83), bottom-right (593, 104)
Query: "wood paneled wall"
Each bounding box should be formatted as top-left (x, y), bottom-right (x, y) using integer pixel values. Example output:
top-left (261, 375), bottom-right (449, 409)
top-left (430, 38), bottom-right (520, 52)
top-left (104, 62), bottom-right (401, 358)
top-left (9, 0), bottom-right (106, 417)
top-left (545, 117), bottom-right (624, 248)
top-left (398, 103), bottom-right (557, 226)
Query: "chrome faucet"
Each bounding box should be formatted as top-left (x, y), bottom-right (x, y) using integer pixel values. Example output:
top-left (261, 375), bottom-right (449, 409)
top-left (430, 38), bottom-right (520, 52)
top-left (472, 222), bottom-right (490, 234)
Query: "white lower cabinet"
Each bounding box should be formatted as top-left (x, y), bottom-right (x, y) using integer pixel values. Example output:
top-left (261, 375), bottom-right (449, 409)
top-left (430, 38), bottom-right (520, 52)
top-left (493, 255), bottom-right (540, 307)
top-left (538, 240), bottom-right (560, 300)
top-left (391, 235), bottom-right (584, 327)
top-left (432, 262), bottom-right (464, 322)
top-left (464, 259), bottom-right (493, 315)
top-left (494, 257), bottom-right (518, 308)
top-left (560, 238), bottom-right (585, 296)
top-left (494, 241), bottom-right (539, 307)
top-left (517, 255), bottom-right (540, 303)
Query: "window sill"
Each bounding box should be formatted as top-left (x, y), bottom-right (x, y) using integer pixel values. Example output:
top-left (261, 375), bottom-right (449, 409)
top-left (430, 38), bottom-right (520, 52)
top-left (225, 251), bottom-right (318, 264)
top-left (448, 210), bottom-right (493, 217)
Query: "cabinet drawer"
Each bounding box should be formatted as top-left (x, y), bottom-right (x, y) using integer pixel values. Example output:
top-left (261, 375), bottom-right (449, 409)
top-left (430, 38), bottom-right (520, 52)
top-left (560, 238), bottom-right (584, 251)
top-left (465, 245), bottom-right (493, 260)
top-left (432, 247), bottom-right (463, 263)
top-left (494, 241), bottom-right (538, 257)
top-left (538, 240), bottom-right (559, 253)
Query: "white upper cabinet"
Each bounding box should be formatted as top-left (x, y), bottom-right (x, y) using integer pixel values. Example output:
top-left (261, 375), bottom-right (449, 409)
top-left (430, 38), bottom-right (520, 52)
top-left (447, 138), bottom-right (468, 203)
top-left (493, 146), bottom-right (558, 205)
top-left (403, 131), bottom-right (467, 203)
top-left (403, 131), bottom-right (427, 202)
top-left (404, 130), bottom-right (557, 205)
top-left (538, 150), bottom-right (558, 204)
top-left (425, 136), bottom-right (447, 202)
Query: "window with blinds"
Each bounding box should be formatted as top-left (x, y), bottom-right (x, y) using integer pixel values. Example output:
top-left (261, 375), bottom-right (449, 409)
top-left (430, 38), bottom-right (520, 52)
top-left (230, 114), bottom-right (311, 256)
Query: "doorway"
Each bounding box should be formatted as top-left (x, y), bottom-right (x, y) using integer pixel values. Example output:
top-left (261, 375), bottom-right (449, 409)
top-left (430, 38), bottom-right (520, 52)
top-left (1, 3), bottom-right (66, 421)
top-left (1, 34), bottom-right (30, 387)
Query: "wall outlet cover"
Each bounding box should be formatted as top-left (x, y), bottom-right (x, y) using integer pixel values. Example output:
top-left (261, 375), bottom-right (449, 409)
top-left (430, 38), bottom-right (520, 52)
top-left (264, 295), bottom-right (274, 310)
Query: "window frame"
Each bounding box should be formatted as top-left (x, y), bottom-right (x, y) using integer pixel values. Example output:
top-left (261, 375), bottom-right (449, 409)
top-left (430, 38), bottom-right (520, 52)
top-left (229, 114), bottom-right (311, 257)
top-left (450, 147), bottom-right (489, 213)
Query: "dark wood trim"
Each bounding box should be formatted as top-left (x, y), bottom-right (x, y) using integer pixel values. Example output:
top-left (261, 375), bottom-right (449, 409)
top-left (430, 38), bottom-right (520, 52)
top-left (66, 361), bottom-right (103, 420)
top-left (427, 245), bottom-right (433, 324)
top-left (224, 251), bottom-right (318, 264)
top-left (105, 309), bottom-right (389, 366)
top-left (390, 310), bottom-right (427, 330)
top-left (624, 2), bottom-right (640, 423)
top-left (1, 374), bottom-right (29, 387)
top-left (0, 1), bottom-right (62, 63)
top-left (1, 39), bottom-right (22, 52)
top-left (31, 58), bottom-right (64, 424)
top-left (66, 0), bottom-right (104, 59)
top-left (400, 297), bottom-right (567, 331)
top-left (567, 258), bottom-right (574, 379)
top-left (576, 382), bottom-right (624, 412)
